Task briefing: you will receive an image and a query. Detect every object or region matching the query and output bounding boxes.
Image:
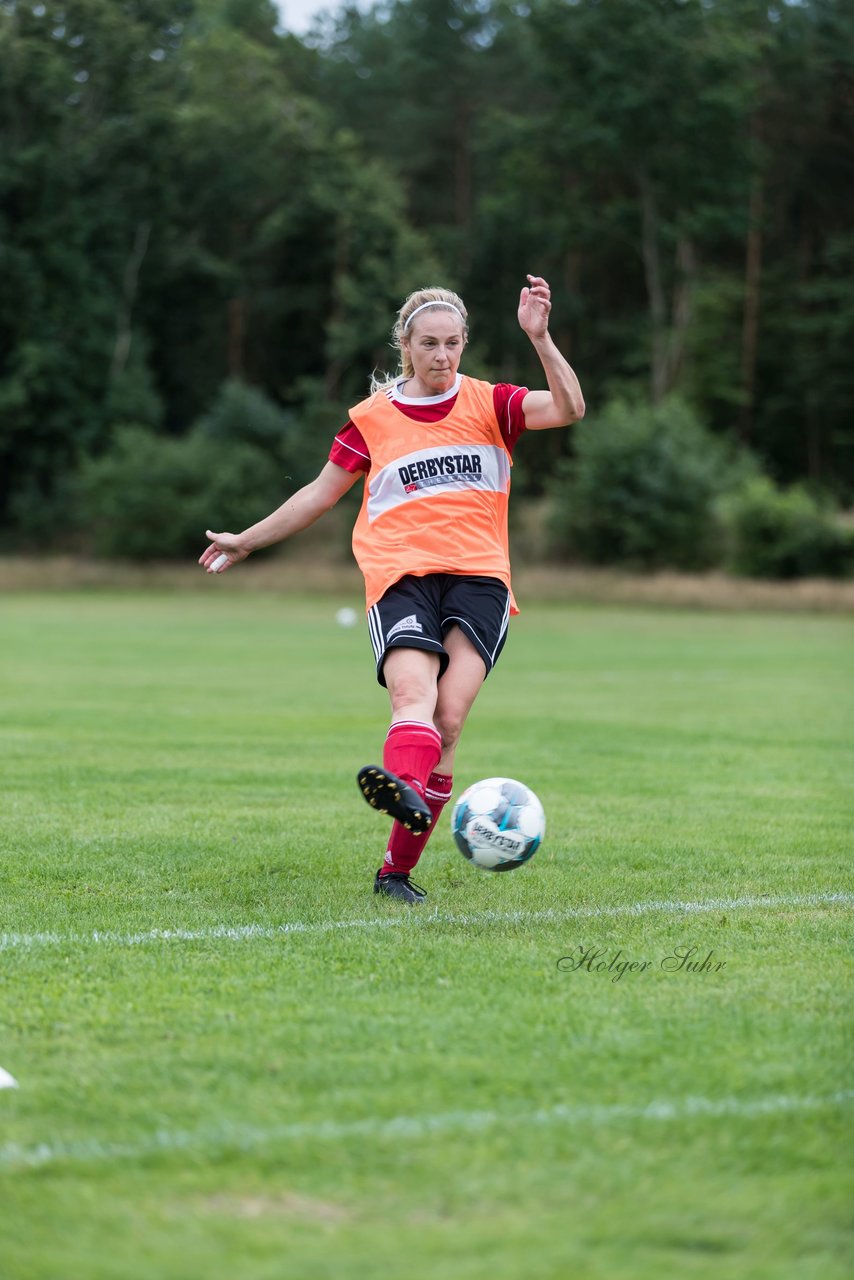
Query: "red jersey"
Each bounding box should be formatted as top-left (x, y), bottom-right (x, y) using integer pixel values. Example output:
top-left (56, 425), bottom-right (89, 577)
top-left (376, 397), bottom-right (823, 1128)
top-left (329, 377), bottom-right (528, 473)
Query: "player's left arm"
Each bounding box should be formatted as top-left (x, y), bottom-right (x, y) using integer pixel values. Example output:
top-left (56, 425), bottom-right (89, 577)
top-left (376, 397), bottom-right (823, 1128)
top-left (517, 275), bottom-right (586, 431)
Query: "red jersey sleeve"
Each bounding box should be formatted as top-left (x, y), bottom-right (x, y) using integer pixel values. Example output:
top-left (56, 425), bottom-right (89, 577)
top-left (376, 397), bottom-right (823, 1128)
top-left (492, 384), bottom-right (529, 456)
top-left (329, 422), bottom-right (370, 473)
top-left (331, 385), bottom-right (527, 469)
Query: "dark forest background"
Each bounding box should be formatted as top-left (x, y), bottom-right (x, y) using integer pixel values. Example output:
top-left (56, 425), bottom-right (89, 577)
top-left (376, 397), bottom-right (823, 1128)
top-left (1, 0), bottom-right (852, 575)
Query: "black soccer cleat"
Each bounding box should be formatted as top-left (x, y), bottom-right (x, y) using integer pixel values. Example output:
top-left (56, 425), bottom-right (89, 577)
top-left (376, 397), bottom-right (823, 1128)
top-left (357, 765), bottom-right (432, 834)
top-left (373, 869), bottom-right (428, 904)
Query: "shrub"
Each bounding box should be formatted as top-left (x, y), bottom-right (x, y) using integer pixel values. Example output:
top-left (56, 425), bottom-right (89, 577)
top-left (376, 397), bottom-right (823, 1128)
top-left (548, 396), bottom-right (732, 570)
top-left (195, 379), bottom-right (317, 491)
top-left (74, 425), bottom-right (286, 560)
top-left (721, 476), bottom-right (853, 579)
top-left (70, 377), bottom-right (357, 560)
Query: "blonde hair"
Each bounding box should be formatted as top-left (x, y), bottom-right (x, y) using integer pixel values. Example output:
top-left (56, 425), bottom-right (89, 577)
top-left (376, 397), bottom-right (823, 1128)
top-left (370, 286), bottom-right (468, 394)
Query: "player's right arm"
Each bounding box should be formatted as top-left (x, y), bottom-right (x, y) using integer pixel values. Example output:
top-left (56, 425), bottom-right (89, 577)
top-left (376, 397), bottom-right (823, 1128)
top-left (199, 460), bottom-right (361, 573)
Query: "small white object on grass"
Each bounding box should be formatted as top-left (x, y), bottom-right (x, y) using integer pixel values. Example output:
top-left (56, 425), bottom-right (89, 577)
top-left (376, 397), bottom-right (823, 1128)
top-left (335, 607), bottom-right (358, 628)
top-left (0, 1066), bottom-right (19, 1089)
top-left (211, 553), bottom-right (230, 573)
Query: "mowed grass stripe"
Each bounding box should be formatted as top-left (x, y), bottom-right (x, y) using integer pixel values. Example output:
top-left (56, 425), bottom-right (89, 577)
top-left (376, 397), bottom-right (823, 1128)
top-left (1, 889), bottom-right (851, 952)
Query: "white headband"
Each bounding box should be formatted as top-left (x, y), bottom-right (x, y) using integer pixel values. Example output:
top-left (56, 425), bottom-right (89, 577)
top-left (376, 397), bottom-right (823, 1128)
top-left (403, 300), bottom-right (466, 332)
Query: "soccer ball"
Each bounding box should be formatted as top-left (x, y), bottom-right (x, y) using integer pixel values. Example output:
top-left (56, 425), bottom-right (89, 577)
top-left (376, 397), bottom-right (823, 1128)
top-left (451, 777), bottom-right (545, 872)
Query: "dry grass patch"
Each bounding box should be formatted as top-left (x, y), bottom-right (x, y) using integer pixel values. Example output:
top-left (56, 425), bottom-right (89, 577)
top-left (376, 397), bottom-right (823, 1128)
top-left (1, 554), bottom-right (852, 613)
top-left (197, 1192), bottom-right (351, 1224)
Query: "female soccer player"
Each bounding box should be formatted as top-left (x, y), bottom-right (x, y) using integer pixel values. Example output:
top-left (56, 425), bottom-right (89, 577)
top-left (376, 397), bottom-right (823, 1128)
top-left (199, 276), bottom-right (584, 902)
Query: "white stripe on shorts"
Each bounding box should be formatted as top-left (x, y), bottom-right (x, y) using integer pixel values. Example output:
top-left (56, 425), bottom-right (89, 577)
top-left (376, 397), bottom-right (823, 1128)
top-left (367, 604), bottom-right (384, 663)
top-left (443, 586), bottom-right (510, 670)
top-left (493, 589), bottom-right (511, 661)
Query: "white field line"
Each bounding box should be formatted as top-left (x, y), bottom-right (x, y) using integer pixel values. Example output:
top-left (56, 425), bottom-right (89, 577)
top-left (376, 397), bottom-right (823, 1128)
top-left (1, 890), bottom-right (851, 954)
top-left (1, 1089), bottom-right (851, 1174)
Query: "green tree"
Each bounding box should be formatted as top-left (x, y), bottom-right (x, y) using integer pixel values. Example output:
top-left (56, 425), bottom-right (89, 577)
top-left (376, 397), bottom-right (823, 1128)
top-left (0, 0), bottom-right (191, 527)
top-left (741, 0), bottom-right (854, 487)
top-left (0, 0), bottom-right (437, 541)
top-left (3, 0), bottom-right (852, 552)
top-left (313, 0), bottom-right (854, 495)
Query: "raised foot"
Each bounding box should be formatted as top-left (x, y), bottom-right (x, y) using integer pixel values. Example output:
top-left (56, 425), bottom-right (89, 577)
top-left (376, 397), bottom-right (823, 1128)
top-left (357, 765), bottom-right (432, 834)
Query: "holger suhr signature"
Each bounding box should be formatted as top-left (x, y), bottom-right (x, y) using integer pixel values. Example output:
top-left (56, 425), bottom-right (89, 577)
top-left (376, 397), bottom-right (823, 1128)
top-left (557, 945), bottom-right (727, 983)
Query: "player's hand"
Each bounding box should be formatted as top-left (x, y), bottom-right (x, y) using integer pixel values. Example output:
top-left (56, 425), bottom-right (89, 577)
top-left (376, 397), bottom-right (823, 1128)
top-left (517, 275), bottom-right (552, 339)
top-left (198, 531), bottom-right (248, 574)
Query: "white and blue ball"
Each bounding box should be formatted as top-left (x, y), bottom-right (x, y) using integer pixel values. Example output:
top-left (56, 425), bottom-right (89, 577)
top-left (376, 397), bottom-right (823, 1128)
top-left (451, 777), bottom-right (545, 872)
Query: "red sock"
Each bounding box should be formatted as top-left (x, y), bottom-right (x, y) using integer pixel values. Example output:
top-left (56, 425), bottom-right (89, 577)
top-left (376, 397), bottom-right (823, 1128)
top-left (380, 772), bottom-right (453, 878)
top-left (382, 720), bottom-right (441, 798)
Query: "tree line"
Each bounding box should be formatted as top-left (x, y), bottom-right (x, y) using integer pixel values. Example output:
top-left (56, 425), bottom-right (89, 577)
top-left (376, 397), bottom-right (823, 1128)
top-left (1, 0), bottom-right (852, 571)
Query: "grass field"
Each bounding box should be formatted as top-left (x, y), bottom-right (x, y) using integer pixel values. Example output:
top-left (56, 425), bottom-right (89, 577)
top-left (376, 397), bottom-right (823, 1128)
top-left (1, 590), bottom-right (852, 1279)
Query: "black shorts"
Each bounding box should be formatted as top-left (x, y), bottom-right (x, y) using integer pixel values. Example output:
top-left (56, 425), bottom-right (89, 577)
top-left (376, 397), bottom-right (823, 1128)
top-left (367, 574), bottom-right (512, 687)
